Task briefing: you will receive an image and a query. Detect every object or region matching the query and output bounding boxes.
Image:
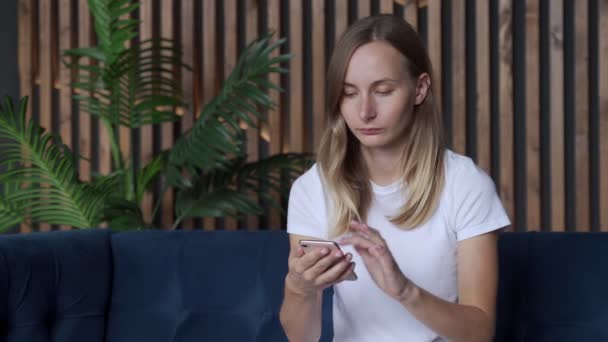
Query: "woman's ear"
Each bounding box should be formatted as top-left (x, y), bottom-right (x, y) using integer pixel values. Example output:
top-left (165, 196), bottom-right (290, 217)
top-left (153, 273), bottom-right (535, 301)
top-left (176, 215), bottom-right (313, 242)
top-left (414, 73), bottom-right (431, 106)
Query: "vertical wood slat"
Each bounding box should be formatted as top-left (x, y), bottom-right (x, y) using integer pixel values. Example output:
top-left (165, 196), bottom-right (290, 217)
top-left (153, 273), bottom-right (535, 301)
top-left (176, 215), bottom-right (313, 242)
top-left (180, 0), bottom-right (195, 230)
top-left (245, 0), bottom-right (260, 230)
top-left (38, 0), bottom-right (52, 231)
top-left (403, 0), bottom-right (418, 30)
top-left (224, 0), bottom-right (238, 230)
top-left (289, 1), bottom-right (304, 153)
top-left (550, 0), bottom-right (565, 231)
top-left (118, 9), bottom-right (132, 228)
top-left (476, 0), bottom-right (491, 174)
top-left (312, 0), bottom-right (325, 152)
top-left (600, 0), bottom-right (608, 231)
top-left (335, 1), bottom-right (348, 40)
top-left (452, 0), bottom-right (466, 154)
top-left (58, 0), bottom-right (73, 231)
top-left (358, 0), bottom-right (371, 19)
top-left (380, 0), bottom-right (394, 14)
top-left (17, 0), bottom-right (32, 234)
top-left (427, 0), bottom-right (441, 111)
top-left (160, 0), bottom-right (174, 228)
top-left (526, 0), bottom-right (541, 231)
top-left (575, 0), bottom-right (590, 231)
top-left (139, 0), bottom-right (154, 224)
top-left (18, 0), bottom-right (34, 233)
top-left (202, 0), bottom-right (217, 230)
top-left (267, 0), bottom-right (282, 229)
top-left (499, 0), bottom-right (515, 227)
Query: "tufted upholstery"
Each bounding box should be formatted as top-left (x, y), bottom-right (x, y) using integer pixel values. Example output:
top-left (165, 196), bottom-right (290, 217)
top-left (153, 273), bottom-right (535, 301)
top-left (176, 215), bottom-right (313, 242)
top-left (0, 230), bottom-right (333, 342)
top-left (1, 229), bottom-right (608, 341)
top-left (105, 230), bottom-right (296, 342)
top-left (0, 229), bottom-right (112, 342)
top-left (495, 232), bottom-right (608, 341)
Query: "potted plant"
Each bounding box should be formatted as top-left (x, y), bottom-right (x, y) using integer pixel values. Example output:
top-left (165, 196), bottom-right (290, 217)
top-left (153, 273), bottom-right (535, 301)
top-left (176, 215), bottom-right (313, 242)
top-left (0, 0), bottom-right (309, 232)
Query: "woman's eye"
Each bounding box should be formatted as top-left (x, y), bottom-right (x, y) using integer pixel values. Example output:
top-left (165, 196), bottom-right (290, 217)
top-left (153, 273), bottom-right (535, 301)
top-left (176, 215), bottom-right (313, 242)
top-left (343, 92), bottom-right (356, 98)
top-left (375, 89), bottom-right (394, 96)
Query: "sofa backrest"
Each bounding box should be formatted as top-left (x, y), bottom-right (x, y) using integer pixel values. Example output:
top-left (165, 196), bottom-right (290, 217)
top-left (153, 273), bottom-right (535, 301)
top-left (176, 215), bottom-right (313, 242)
top-left (0, 229), bottom-right (112, 342)
top-left (495, 232), bottom-right (608, 341)
top-left (3, 229), bottom-right (608, 342)
top-left (105, 230), bottom-right (333, 342)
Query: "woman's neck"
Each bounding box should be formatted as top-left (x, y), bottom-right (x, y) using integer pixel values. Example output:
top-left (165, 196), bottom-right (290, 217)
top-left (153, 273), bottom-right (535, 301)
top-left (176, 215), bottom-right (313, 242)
top-left (361, 147), bottom-right (403, 186)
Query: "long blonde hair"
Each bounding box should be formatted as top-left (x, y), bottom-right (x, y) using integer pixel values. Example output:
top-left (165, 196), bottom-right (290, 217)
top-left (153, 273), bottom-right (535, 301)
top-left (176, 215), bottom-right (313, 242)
top-left (317, 14), bottom-right (445, 237)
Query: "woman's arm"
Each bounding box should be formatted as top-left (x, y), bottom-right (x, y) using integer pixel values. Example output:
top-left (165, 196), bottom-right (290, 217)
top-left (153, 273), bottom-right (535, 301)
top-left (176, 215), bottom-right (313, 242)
top-left (340, 222), bottom-right (498, 342)
top-left (398, 232), bottom-right (498, 342)
top-left (280, 234), bottom-right (356, 342)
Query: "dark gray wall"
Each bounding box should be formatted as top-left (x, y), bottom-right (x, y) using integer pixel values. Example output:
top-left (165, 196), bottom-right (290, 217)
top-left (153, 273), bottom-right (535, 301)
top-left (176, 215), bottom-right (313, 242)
top-left (0, 0), bottom-right (19, 99)
top-left (0, 0), bottom-right (19, 233)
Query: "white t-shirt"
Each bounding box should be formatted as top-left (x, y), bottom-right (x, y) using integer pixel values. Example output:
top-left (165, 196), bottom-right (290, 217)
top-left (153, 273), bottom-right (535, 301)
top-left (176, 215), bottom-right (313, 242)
top-left (286, 150), bottom-right (511, 342)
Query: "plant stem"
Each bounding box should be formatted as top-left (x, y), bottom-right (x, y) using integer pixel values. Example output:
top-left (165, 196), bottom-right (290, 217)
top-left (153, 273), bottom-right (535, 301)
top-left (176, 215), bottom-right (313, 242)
top-left (151, 183), bottom-right (167, 225)
top-left (101, 119), bottom-right (123, 172)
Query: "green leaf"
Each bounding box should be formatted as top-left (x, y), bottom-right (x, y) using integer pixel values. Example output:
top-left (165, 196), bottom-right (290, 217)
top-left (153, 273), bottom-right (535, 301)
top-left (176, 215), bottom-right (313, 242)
top-left (0, 96), bottom-right (104, 229)
top-left (169, 33), bottom-right (289, 172)
top-left (136, 152), bottom-right (167, 204)
top-left (175, 187), bottom-right (263, 222)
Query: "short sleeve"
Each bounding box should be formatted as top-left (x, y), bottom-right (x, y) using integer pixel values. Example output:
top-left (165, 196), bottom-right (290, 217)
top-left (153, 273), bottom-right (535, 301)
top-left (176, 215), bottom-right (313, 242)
top-left (286, 166), bottom-right (328, 239)
top-left (448, 158), bottom-right (511, 241)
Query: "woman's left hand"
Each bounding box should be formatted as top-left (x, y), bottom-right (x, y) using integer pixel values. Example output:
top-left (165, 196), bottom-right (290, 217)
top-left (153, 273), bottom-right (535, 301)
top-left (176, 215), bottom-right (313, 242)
top-left (338, 221), bottom-right (411, 301)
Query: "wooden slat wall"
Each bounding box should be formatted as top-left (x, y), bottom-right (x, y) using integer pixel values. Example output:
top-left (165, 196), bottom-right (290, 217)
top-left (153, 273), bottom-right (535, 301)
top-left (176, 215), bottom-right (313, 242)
top-left (601, 0), bottom-right (608, 231)
top-left (201, 0), bottom-right (217, 231)
top-left (15, 0), bottom-right (608, 232)
top-left (550, 0), bottom-right (566, 231)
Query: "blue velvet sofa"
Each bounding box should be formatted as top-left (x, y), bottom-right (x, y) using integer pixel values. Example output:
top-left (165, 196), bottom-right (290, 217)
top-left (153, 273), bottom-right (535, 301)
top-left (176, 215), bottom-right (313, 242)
top-left (0, 229), bottom-right (607, 342)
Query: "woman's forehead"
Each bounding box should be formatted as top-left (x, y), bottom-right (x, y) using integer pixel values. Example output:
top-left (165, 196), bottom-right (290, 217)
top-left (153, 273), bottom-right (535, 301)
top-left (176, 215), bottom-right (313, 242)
top-left (344, 41), bottom-right (409, 82)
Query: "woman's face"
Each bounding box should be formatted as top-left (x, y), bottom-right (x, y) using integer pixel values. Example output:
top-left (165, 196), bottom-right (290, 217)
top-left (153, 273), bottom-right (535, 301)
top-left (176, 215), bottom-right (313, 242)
top-left (339, 40), bottom-right (429, 153)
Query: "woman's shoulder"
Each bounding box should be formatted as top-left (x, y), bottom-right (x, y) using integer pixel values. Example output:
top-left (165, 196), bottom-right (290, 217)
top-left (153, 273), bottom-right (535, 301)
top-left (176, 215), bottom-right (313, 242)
top-left (289, 163), bottom-right (327, 201)
top-left (443, 150), bottom-right (496, 193)
top-left (292, 163), bottom-right (323, 189)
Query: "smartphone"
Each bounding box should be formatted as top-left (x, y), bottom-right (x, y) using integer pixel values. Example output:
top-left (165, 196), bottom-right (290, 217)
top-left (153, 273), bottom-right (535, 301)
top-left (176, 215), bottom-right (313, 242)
top-left (299, 239), bottom-right (357, 281)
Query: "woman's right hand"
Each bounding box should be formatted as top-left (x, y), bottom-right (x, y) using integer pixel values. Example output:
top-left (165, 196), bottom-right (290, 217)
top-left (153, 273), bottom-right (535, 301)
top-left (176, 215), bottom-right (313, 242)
top-left (285, 246), bottom-right (356, 296)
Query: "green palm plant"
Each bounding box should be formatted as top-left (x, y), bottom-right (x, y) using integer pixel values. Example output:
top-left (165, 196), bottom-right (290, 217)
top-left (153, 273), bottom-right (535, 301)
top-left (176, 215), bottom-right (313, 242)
top-left (0, 0), bottom-right (310, 232)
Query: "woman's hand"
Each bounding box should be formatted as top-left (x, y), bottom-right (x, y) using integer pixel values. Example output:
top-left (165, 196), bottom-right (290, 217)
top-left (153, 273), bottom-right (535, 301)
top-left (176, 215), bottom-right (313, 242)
top-left (285, 244), bottom-right (356, 297)
top-left (339, 221), bottom-right (411, 300)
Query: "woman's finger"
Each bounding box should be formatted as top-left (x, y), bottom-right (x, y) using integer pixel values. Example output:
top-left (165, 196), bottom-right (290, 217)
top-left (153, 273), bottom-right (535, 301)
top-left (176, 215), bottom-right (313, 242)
top-left (330, 261), bottom-right (357, 285)
top-left (293, 247), bottom-right (330, 273)
top-left (316, 255), bottom-right (354, 285)
top-left (339, 233), bottom-right (378, 250)
top-left (349, 221), bottom-right (384, 244)
top-left (303, 249), bottom-right (347, 280)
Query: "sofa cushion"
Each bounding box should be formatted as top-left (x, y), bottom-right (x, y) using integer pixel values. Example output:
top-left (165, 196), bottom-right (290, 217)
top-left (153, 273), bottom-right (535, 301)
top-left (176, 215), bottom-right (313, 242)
top-left (495, 232), bottom-right (608, 341)
top-left (495, 232), bottom-right (530, 341)
top-left (0, 229), bottom-right (112, 342)
top-left (106, 231), bottom-right (289, 342)
top-left (524, 233), bottom-right (608, 341)
top-left (106, 230), bottom-right (334, 342)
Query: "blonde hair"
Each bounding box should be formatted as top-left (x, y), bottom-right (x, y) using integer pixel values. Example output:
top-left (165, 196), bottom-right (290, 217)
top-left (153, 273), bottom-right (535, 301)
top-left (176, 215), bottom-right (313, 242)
top-left (317, 15), bottom-right (445, 237)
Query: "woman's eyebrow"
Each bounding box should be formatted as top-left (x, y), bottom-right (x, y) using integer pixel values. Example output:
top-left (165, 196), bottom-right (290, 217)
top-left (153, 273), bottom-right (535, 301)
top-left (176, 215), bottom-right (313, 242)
top-left (343, 78), bottom-right (400, 88)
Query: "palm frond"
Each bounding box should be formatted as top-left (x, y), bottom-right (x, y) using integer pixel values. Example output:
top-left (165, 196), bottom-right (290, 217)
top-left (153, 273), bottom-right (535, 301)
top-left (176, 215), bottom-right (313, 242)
top-left (174, 187), bottom-right (262, 228)
top-left (0, 163), bottom-right (26, 232)
top-left (169, 33), bottom-right (291, 171)
top-left (67, 38), bottom-right (186, 129)
top-left (87, 0), bottom-right (140, 64)
top-left (169, 153), bottom-right (311, 228)
top-left (0, 96), bottom-right (105, 228)
top-left (233, 153), bottom-right (313, 210)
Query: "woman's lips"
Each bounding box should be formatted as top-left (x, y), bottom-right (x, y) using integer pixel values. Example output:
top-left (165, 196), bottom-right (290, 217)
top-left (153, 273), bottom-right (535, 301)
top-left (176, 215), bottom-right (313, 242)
top-left (358, 128), bottom-right (384, 135)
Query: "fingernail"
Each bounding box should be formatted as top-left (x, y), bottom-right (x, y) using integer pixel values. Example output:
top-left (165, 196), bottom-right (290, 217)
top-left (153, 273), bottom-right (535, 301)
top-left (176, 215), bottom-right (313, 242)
top-left (334, 250), bottom-right (343, 257)
top-left (345, 254), bottom-right (352, 261)
top-left (320, 248), bottom-right (328, 255)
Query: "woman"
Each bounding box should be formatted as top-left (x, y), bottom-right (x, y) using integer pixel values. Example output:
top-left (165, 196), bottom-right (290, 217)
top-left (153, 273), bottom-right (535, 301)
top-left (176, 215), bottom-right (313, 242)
top-left (279, 14), bottom-right (510, 342)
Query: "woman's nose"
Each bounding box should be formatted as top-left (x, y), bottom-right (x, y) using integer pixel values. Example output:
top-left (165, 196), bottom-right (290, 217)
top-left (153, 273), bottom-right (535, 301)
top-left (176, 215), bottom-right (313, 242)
top-left (359, 96), bottom-right (377, 122)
